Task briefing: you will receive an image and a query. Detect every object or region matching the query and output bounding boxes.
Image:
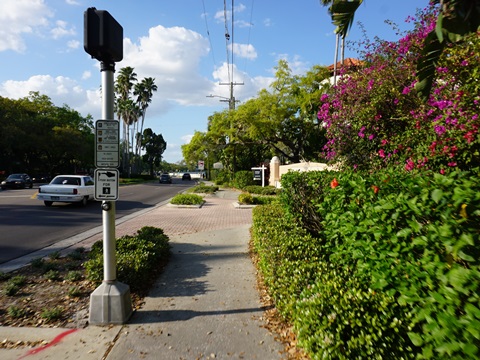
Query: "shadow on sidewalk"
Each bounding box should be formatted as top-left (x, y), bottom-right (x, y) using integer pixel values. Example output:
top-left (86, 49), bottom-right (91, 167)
top-left (128, 304), bottom-right (274, 324)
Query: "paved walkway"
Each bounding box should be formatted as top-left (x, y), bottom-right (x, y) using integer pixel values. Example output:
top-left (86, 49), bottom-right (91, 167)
top-left (0, 188), bottom-right (286, 359)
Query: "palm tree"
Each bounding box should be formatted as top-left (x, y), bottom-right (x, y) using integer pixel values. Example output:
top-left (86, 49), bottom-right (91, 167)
top-left (133, 77), bottom-right (157, 161)
top-left (115, 66), bottom-right (137, 173)
top-left (320, 0), bottom-right (363, 85)
top-left (320, 1), bottom-right (480, 97)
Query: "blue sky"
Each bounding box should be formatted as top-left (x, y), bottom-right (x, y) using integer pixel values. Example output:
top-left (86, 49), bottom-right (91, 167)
top-left (0, 0), bottom-right (430, 163)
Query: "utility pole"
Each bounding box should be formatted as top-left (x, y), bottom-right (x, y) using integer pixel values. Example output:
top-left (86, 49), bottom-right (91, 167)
top-left (219, 81), bottom-right (243, 110)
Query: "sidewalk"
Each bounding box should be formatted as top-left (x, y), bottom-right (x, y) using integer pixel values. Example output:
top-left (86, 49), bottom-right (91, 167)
top-left (0, 188), bottom-right (285, 359)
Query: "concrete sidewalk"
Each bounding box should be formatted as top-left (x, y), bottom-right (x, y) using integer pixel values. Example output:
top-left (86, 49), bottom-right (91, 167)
top-left (0, 188), bottom-right (285, 359)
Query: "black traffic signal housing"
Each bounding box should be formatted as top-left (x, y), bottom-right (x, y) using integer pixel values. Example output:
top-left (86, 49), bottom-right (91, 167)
top-left (84, 8), bottom-right (123, 63)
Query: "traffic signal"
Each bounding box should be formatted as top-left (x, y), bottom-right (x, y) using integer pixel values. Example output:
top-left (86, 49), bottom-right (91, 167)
top-left (84, 8), bottom-right (123, 63)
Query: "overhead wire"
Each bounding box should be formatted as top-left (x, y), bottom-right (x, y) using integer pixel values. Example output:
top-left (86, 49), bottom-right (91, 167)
top-left (242, 0), bottom-right (255, 83)
top-left (201, 0), bottom-right (217, 69)
top-left (223, 0), bottom-right (231, 84)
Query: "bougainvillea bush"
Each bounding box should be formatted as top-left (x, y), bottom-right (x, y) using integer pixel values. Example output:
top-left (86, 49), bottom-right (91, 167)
top-left (252, 169), bottom-right (480, 359)
top-left (318, 5), bottom-right (479, 172)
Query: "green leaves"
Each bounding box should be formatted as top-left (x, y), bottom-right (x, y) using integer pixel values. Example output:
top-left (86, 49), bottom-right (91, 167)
top-left (258, 168), bottom-right (480, 359)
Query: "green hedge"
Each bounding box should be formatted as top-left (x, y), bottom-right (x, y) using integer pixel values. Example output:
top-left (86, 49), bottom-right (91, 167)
top-left (252, 169), bottom-right (480, 359)
top-left (84, 227), bottom-right (170, 292)
top-left (170, 193), bottom-right (204, 205)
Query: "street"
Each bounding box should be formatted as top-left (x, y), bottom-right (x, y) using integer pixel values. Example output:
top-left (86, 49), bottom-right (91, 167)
top-left (0, 179), bottom-right (192, 264)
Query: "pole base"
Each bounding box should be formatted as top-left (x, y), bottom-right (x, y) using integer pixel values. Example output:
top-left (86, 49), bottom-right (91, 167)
top-left (89, 281), bottom-right (133, 325)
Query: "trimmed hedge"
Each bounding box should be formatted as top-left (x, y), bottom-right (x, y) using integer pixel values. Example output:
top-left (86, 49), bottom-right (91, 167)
top-left (85, 227), bottom-right (170, 292)
top-left (170, 193), bottom-right (204, 205)
top-left (252, 168), bottom-right (480, 359)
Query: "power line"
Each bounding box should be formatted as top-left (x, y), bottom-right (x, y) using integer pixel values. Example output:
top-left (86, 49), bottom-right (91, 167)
top-left (223, 0), bottom-right (231, 83)
top-left (242, 0), bottom-right (255, 83)
top-left (219, 0), bottom-right (243, 110)
top-left (201, 0), bottom-right (217, 69)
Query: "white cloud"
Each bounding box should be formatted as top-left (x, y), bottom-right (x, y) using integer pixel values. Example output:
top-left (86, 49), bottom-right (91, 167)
top-left (181, 134), bottom-right (193, 143)
top-left (67, 39), bottom-right (80, 49)
top-left (0, 74), bottom-right (101, 117)
top-left (273, 54), bottom-right (310, 75)
top-left (82, 71), bottom-right (92, 80)
top-left (0, 0), bottom-right (52, 52)
top-left (121, 25), bottom-right (213, 107)
top-left (263, 18), bottom-right (273, 27)
top-left (51, 20), bottom-right (76, 39)
top-left (214, 3), bottom-right (246, 22)
top-left (233, 43), bottom-right (257, 60)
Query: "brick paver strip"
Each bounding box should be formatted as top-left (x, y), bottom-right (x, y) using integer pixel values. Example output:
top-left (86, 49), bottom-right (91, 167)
top-left (81, 194), bottom-right (252, 246)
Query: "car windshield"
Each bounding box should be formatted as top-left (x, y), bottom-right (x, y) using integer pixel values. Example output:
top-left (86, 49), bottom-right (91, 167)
top-left (7, 174), bottom-right (23, 180)
top-left (51, 177), bottom-right (81, 185)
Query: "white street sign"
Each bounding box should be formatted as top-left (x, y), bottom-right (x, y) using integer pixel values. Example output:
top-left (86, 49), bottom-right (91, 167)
top-left (95, 120), bottom-right (119, 168)
top-left (95, 169), bottom-right (119, 201)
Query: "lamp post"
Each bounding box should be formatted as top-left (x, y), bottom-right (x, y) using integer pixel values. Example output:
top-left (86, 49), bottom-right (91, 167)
top-left (206, 94), bottom-right (239, 110)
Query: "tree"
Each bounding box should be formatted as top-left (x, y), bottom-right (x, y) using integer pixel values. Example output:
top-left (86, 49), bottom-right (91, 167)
top-left (320, 0), bottom-right (363, 84)
top-left (317, 7), bottom-right (480, 172)
top-left (0, 92), bottom-right (94, 175)
top-left (320, 0), bottom-right (480, 98)
top-left (141, 128), bottom-right (166, 176)
top-left (234, 60), bottom-right (328, 163)
top-left (115, 66), bottom-right (137, 173)
top-left (133, 77), bottom-right (157, 173)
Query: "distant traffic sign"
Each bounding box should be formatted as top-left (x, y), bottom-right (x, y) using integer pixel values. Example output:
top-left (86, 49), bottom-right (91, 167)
top-left (95, 120), bottom-right (119, 168)
top-left (94, 169), bottom-right (119, 201)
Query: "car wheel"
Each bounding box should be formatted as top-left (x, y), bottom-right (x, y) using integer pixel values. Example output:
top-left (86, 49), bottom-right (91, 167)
top-left (81, 196), bottom-right (88, 207)
top-left (29, 183), bottom-right (33, 189)
top-left (44, 201), bottom-right (53, 207)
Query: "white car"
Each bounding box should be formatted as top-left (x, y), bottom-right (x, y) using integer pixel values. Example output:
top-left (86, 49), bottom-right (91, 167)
top-left (37, 175), bottom-right (95, 207)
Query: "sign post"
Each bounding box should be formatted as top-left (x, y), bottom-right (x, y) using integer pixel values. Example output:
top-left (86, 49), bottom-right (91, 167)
top-left (252, 165), bottom-right (266, 187)
top-left (85, 7), bottom-right (132, 325)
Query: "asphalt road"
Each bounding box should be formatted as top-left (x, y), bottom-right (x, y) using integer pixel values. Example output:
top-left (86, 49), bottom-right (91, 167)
top-left (0, 179), bottom-right (193, 264)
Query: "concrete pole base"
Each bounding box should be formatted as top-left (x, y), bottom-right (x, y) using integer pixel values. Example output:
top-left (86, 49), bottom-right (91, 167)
top-left (89, 281), bottom-right (133, 325)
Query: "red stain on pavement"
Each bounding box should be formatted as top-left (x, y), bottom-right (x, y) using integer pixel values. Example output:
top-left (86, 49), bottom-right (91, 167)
top-left (18, 328), bottom-right (78, 359)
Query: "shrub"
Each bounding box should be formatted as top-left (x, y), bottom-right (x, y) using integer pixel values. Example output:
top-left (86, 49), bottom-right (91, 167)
top-left (44, 270), bottom-right (60, 281)
top-left (65, 271), bottom-right (82, 282)
top-left (191, 183), bottom-right (219, 194)
top-left (84, 226), bottom-right (170, 292)
top-left (256, 168), bottom-right (480, 359)
top-left (9, 276), bottom-right (26, 287)
top-left (238, 193), bottom-right (253, 204)
top-left (4, 283), bottom-right (20, 296)
top-left (40, 307), bottom-right (63, 322)
top-left (30, 258), bottom-right (45, 268)
top-left (234, 170), bottom-right (256, 189)
top-left (251, 205), bottom-right (323, 319)
top-left (170, 193), bottom-right (204, 205)
top-left (243, 185), bottom-right (279, 195)
top-left (49, 251), bottom-right (61, 260)
top-left (7, 306), bottom-right (27, 318)
top-left (67, 286), bottom-right (82, 297)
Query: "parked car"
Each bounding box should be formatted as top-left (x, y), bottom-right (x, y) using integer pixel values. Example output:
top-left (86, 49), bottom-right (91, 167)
top-left (182, 173), bottom-right (192, 181)
top-left (1, 173), bottom-right (33, 190)
top-left (159, 173), bottom-right (172, 184)
top-left (32, 174), bottom-right (51, 183)
top-left (37, 175), bottom-right (95, 207)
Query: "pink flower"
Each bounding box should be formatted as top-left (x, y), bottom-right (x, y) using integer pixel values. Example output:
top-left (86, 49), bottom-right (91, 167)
top-left (405, 158), bottom-right (415, 171)
top-left (378, 149), bottom-right (385, 158)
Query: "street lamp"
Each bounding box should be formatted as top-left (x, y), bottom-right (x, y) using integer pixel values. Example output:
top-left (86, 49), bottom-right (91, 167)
top-left (206, 94), bottom-right (239, 110)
